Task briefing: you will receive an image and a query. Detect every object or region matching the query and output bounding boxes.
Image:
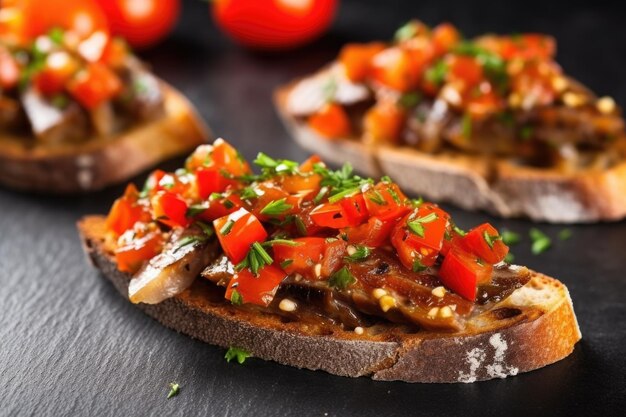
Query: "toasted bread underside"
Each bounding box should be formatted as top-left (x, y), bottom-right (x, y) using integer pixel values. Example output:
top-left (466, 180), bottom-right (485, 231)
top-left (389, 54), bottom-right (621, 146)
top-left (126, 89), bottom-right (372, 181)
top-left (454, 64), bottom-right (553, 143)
top-left (78, 215), bottom-right (581, 383)
top-left (274, 82), bottom-right (626, 223)
top-left (0, 83), bottom-right (210, 193)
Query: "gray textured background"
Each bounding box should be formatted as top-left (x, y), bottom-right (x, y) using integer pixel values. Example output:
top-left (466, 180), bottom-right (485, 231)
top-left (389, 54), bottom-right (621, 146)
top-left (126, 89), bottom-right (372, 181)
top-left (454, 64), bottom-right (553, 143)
top-left (1, 0), bottom-right (626, 415)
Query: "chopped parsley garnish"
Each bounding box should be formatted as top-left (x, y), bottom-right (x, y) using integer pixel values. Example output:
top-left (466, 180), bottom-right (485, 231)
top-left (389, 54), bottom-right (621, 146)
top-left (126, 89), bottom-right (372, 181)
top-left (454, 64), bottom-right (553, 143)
top-left (501, 229), bottom-right (521, 245)
top-left (262, 239), bottom-right (301, 247)
top-left (313, 186), bottom-right (329, 204)
top-left (174, 235), bottom-right (208, 252)
top-left (313, 162), bottom-right (372, 198)
top-left (504, 253), bottom-right (515, 263)
top-left (186, 204), bottom-right (207, 218)
top-left (322, 76), bottom-right (338, 102)
top-left (328, 266), bottom-right (356, 290)
top-left (368, 190), bottom-right (387, 205)
top-left (345, 245), bottom-right (371, 262)
top-left (260, 198), bottom-right (293, 216)
top-left (412, 258), bottom-right (427, 272)
top-left (461, 113), bottom-right (472, 139)
top-left (398, 91), bottom-right (422, 108)
top-left (223, 199), bottom-right (235, 209)
top-left (280, 259), bottom-right (294, 269)
top-left (254, 153), bottom-right (299, 176)
top-left (455, 41), bottom-right (509, 92)
top-left (407, 212), bottom-right (438, 237)
top-left (529, 228), bottom-right (551, 254)
top-left (294, 216), bottom-right (308, 236)
top-left (559, 229), bottom-right (572, 241)
top-left (387, 186), bottom-right (401, 204)
top-left (520, 125), bottom-right (534, 140)
top-left (219, 220), bottom-right (235, 236)
top-left (327, 187), bottom-right (360, 203)
top-left (239, 186), bottom-right (259, 200)
top-left (225, 347), bottom-right (250, 364)
top-left (380, 175), bottom-right (393, 184)
top-left (167, 382), bottom-right (180, 399)
top-left (394, 20), bottom-right (420, 42)
top-left (236, 242), bottom-right (273, 275)
top-left (483, 231), bottom-right (502, 249)
top-left (453, 225), bottom-right (467, 236)
top-left (230, 289), bottom-right (243, 306)
top-left (424, 59), bottom-right (448, 86)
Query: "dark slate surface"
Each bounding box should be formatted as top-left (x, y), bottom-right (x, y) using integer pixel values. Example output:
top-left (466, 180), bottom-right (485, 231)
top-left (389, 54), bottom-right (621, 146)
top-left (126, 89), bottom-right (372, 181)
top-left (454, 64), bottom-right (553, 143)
top-left (2, 0), bottom-right (626, 415)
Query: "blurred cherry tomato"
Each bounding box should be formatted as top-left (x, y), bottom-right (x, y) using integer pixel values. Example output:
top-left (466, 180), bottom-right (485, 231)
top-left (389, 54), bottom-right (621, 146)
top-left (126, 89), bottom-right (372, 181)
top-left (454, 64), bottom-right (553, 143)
top-left (1, 0), bottom-right (109, 43)
top-left (212, 0), bottom-right (337, 50)
top-left (95, 0), bottom-right (180, 49)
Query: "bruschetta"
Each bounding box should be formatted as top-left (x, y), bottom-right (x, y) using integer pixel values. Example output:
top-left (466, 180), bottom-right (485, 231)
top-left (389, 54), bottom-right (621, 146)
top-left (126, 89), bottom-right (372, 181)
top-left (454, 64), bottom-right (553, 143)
top-left (78, 139), bottom-right (580, 383)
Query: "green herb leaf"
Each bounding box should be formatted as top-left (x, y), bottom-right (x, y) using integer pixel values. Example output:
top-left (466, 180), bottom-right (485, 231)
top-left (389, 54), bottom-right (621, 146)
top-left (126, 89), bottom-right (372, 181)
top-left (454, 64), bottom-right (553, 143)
top-left (345, 245), bottom-right (371, 262)
top-left (368, 190), bottom-right (387, 205)
top-left (398, 91), bottom-right (422, 108)
top-left (195, 221), bottom-right (214, 238)
top-left (461, 113), bottom-right (472, 139)
top-left (501, 229), bottom-right (521, 245)
top-left (239, 186), bottom-right (259, 200)
top-left (253, 153), bottom-right (299, 176)
top-left (483, 231), bottom-right (502, 249)
top-left (262, 239), bottom-right (302, 247)
top-left (394, 20), bottom-right (420, 42)
top-left (294, 216), bottom-right (308, 236)
top-left (174, 235), bottom-right (207, 252)
top-left (424, 59), bottom-right (448, 86)
top-left (236, 242), bottom-right (274, 275)
top-left (313, 186), bottom-right (329, 204)
top-left (186, 204), bottom-right (207, 218)
top-left (412, 258), bottom-right (427, 272)
top-left (260, 198), bottom-right (293, 216)
top-left (322, 76), bottom-right (338, 102)
top-left (230, 289), bottom-right (243, 306)
top-left (167, 382), bottom-right (180, 399)
top-left (280, 259), bottom-right (294, 269)
top-left (219, 220), bottom-right (235, 236)
top-left (529, 228), bottom-right (551, 255)
top-left (225, 347), bottom-right (250, 364)
top-left (223, 199), bottom-right (235, 209)
top-left (520, 125), bottom-right (534, 140)
top-left (504, 253), bottom-right (515, 263)
top-left (558, 229), bottom-right (572, 241)
top-left (313, 162), bottom-right (372, 198)
top-left (407, 212), bottom-right (438, 237)
top-left (327, 187), bottom-right (360, 203)
top-left (328, 266), bottom-right (356, 290)
top-left (453, 225), bottom-right (467, 237)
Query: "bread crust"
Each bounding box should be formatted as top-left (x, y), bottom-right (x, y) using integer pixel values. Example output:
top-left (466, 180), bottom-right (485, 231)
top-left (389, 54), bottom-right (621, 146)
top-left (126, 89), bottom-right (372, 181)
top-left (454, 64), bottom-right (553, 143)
top-left (0, 83), bottom-right (210, 193)
top-left (78, 215), bottom-right (581, 383)
top-left (274, 78), bottom-right (626, 223)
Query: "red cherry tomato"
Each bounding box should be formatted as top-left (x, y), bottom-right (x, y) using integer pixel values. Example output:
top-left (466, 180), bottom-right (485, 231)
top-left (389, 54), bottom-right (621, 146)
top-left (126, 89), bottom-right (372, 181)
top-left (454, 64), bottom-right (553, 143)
top-left (211, 0), bottom-right (337, 50)
top-left (7, 0), bottom-right (109, 42)
top-left (214, 208), bottom-right (268, 264)
top-left (362, 182), bottom-right (410, 221)
top-left (225, 265), bottom-right (286, 306)
top-left (459, 223), bottom-right (509, 264)
top-left (95, 0), bottom-right (180, 49)
top-left (439, 248), bottom-right (493, 301)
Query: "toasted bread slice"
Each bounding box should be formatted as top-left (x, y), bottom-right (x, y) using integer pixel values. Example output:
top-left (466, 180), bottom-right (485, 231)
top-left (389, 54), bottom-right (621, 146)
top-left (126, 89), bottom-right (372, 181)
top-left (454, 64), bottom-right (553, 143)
top-left (0, 83), bottom-right (210, 193)
top-left (78, 215), bottom-right (581, 383)
top-left (275, 80), bottom-right (626, 223)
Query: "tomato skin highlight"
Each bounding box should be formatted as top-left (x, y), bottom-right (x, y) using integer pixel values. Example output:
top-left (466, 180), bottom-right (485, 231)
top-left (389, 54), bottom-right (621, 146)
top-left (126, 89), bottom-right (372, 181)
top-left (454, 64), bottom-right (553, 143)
top-left (214, 208), bottom-right (268, 264)
top-left (225, 265), bottom-right (287, 307)
top-left (310, 203), bottom-right (351, 229)
top-left (95, 0), bottom-right (180, 49)
top-left (459, 223), bottom-right (509, 264)
top-left (273, 237), bottom-right (326, 279)
top-left (439, 248), bottom-right (493, 301)
top-left (211, 0), bottom-right (337, 50)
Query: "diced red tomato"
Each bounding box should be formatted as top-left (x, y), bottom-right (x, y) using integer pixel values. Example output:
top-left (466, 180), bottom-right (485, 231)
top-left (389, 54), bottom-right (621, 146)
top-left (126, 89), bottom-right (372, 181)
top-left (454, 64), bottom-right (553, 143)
top-left (499, 34), bottom-right (556, 61)
top-left (363, 102), bottom-right (406, 143)
top-left (291, 207), bottom-right (325, 237)
top-left (105, 184), bottom-right (150, 236)
top-left (391, 226), bottom-right (425, 270)
top-left (151, 191), bottom-right (190, 228)
top-left (370, 46), bottom-right (425, 92)
top-left (279, 155), bottom-right (322, 197)
top-left (273, 237), bottom-right (326, 279)
top-left (310, 203), bottom-right (351, 229)
top-left (439, 248), bottom-right (493, 301)
top-left (321, 238), bottom-right (348, 277)
top-left (100, 37), bottom-right (129, 68)
top-left (33, 51), bottom-right (79, 95)
top-left (249, 182), bottom-right (300, 221)
top-left (465, 89), bottom-right (502, 119)
top-left (363, 182), bottom-right (410, 221)
top-left (338, 193), bottom-right (369, 226)
top-left (338, 41), bottom-right (386, 82)
top-left (224, 265), bottom-right (286, 307)
top-left (343, 216), bottom-right (395, 247)
top-left (431, 23), bottom-right (460, 55)
top-left (115, 231), bottom-right (163, 273)
top-left (214, 208), bottom-right (267, 264)
top-left (196, 168), bottom-right (226, 199)
top-left (440, 226), bottom-right (464, 256)
top-left (211, 138), bottom-right (251, 177)
top-left (198, 193), bottom-right (243, 222)
top-left (308, 103), bottom-right (352, 139)
top-left (459, 223), bottom-right (509, 264)
top-left (404, 205), bottom-right (449, 259)
top-left (447, 55), bottom-right (483, 87)
top-left (67, 62), bottom-right (122, 109)
top-left (0, 48), bottom-right (19, 90)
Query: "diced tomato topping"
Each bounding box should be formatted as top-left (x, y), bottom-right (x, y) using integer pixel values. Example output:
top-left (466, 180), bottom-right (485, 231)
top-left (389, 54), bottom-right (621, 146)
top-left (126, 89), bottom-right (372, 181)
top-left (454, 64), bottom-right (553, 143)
top-left (338, 193), bottom-right (369, 226)
top-left (459, 223), bottom-right (509, 264)
top-left (105, 184), bottom-right (149, 236)
top-left (197, 193), bottom-right (243, 222)
top-left (211, 138), bottom-right (251, 178)
top-left (310, 203), bottom-right (351, 229)
top-left (33, 51), bottom-right (79, 95)
top-left (115, 232), bottom-right (163, 274)
top-left (431, 23), bottom-right (460, 55)
top-left (371, 46), bottom-right (426, 92)
top-left (439, 248), bottom-right (493, 301)
top-left (363, 101), bottom-right (406, 143)
top-left (151, 191), bottom-right (190, 228)
top-left (308, 103), bottom-right (352, 139)
top-left (196, 168), bottom-right (226, 200)
top-left (447, 55), bottom-right (483, 87)
top-left (339, 42), bottom-right (386, 82)
top-left (67, 62), bottom-right (122, 109)
top-left (391, 226), bottom-right (425, 270)
top-left (214, 208), bottom-right (267, 264)
top-left (343, 216), bottom-right (395, 247)
top-left (273, 237), bottom-right (326, 279)
top-left (363, 182), bottom-right (410, 221)
top-left (225, 265), bottom-right (287, 307)
top-left (100, 37), bottom-right (128, 68)
top-left (499, 34), bottom-right (556, 61)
